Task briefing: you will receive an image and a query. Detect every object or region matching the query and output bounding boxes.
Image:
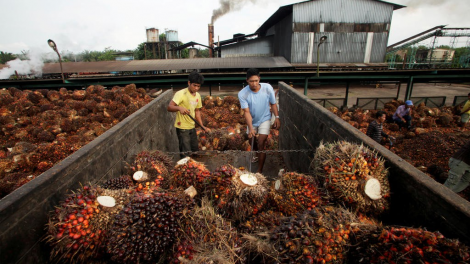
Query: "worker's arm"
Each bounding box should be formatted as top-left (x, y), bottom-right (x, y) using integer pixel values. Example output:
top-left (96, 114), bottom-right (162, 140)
top-left (195, 108), bottom-right (210, 131)
top-left (270, 103), bottom-right (280, 129)
top-left (167, 100), bottom-right (189, 115)
top-left (243, 107), bottom-right (256, 138)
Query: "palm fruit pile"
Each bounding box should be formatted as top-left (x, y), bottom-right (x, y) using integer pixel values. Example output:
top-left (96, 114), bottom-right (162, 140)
top-left (127, 150), bottom-right (173, 188)
top-left (101, 175), bottom-right (134, 190)
top-left (169, 157), bottom-right (212, 193)
top-left (239, 209), bottom-right (285, 234)
top-left (170, 197), bottom-right (244, 264)
top-left (270, 171), bottom-right (324, 216)
top-left (215, 169), bottom-right (269, 222)
top-left (349, 224), bottom-right (470, 263)
top-left (312, 141), bottom-right (390, 216)
top-left (45, 185), bottom-right (132, 263)
top-left (268, 206), bottom-right (355, 264)
top-left (205, 164), bottom-right (238, 200)
top-left (0, 84), bottom-right (154, 198)
top-left (107, 188), bottom-right (195, 263)
top-left (197, 125), bottom-right (250, 151)
top-left (200, 95), bottom-right (245, 129)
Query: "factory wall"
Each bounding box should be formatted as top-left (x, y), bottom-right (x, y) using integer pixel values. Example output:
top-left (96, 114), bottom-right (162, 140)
top-left (288, 0), bottom-right (393, 63)
top-left (0, 91), bottom-right (178, 264)
top-left (273, 13), bottom-right (293, 63)
top-left (221, 36), bottom-right (274, 58)
top-left (278, 82), bottom-right (470, 245)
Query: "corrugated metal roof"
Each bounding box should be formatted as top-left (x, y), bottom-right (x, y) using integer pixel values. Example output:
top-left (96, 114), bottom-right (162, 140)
top-left (257, 0), bottom-right (404, 35)
top-left (41, 57), bottom-right (292, 74)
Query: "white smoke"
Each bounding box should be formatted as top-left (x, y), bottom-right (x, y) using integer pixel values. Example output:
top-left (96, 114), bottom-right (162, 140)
top-left (0, 48), bottom-right (57, 80)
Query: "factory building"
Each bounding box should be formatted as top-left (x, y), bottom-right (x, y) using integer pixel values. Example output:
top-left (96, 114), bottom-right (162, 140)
top-left (219, 0), bottom-right (404, 64)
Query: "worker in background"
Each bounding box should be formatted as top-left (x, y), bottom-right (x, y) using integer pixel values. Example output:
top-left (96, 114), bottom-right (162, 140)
top-left (459, 92), bottom-right (470, 130)
top-left (238, 68), bottom-right (280, 173)
top-left (167, 71), bottom-right (210, 158)
top-left (443, 140), bottom-right (470, 193)
top-left (392, 100), bottom-right (414, 129)
top-left (366, 111), bottom-right (395, 144)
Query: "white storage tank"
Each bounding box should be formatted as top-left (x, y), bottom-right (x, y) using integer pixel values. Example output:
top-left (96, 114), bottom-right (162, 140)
top-left (146, 28), bottom-right (160, 43)
top-left (165, 30), bottom-right (178, 42)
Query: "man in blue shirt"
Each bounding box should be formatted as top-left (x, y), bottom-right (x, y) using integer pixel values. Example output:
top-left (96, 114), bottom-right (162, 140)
top-left (238, 68), bottom-right (280, 173)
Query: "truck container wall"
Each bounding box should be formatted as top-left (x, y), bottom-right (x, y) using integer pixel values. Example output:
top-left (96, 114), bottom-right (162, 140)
top-left (0, 90), bottom-right (178, 264)
top-left (278, 81), bottom-right (470, 245)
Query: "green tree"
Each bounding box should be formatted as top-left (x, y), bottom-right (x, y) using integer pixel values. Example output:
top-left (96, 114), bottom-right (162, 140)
top-left (0, 51), bottom-right (16, 64)
top-left (97, 47), bottom-right (117, 61)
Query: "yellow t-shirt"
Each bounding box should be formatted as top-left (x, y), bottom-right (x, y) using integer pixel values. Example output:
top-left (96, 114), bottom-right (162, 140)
top-left (172, 88), bottom-right (202, 129)
top-left (462, 100), bottom-right (470, 114)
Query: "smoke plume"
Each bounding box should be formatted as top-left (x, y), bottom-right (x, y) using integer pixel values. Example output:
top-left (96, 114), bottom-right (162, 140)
top-left (212, 0), bottom-right (257, 24)
top-left (0, 49), bottom-right (56, 80)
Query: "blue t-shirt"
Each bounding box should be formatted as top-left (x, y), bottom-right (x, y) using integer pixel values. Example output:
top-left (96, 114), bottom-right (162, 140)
top-left (238, 83), bottom-right (276, 127)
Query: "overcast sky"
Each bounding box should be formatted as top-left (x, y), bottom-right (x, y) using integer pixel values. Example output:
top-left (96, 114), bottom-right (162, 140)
top-left (0, 0), bottom-right (468, 56)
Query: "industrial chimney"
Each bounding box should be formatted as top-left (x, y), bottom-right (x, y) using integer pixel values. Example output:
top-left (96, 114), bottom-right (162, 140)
top-left (208, 24), bottom-right (214, 58)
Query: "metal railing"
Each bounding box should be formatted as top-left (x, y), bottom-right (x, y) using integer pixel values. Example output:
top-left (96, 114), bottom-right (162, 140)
top-left (311, 98), bottom-right (345, 108)
top-left (453, 96), bottom-right (469, 106)
top-left (410, 96), bottom-right (446, 107)
top-left (355, 97), bottom-right (396, 110)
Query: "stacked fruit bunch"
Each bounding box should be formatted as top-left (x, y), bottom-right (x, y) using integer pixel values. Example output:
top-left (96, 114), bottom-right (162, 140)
top-left (128, 150), bottom-right (171, 188)
top-left (170, 198), bottom-right (244, 264)
top-left (169, 157), bottom-right (212, 193)
top-left (349, 225), bottom-right (470, 263)
top-left (197, 125), bottom-right (249, 151)
top-left (101, 175), bottom-right (134, 190)
top-left (312, 141), bottom-right (390, 216)
top-left (107, 189), bottom-right (195, 263)
top-left (269, 206), bottom-right (355, 264)
top-left (45, 185), bottom-right (104, 263)
top-left (270, 171), bottom-right (324, 216)
top-left (216, 170), bottom-right (269, 222)
top-left (201, 95), bottom-right (246, 129)
top-left (238, 209), bottom-right (285, 234)
top-left (0, 84), bottom-right (154, 198)
top-left (205, 164), bottom-right (238, 200)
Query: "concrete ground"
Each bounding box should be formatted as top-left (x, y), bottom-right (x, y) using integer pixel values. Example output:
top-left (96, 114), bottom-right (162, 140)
top-left (197, 82), bottom-right (470, 107)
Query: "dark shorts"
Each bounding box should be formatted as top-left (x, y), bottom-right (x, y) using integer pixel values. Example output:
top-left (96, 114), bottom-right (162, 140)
top-left (176, 128), bottom-right (198, 158)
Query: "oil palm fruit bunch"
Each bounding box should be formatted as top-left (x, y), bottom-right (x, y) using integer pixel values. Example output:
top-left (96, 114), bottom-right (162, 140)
top-left (216, 170), bottom-right (269, 222)
top-left (101, 175), bottom-right (134, 190)
top-left (269, 206), bottom-right (355, 264)
top-left (239, 209), bottom-right (285, 234)
top-left (348, 225), bottom-right (470, 263)
top-left (46, 185), bottom-right (132, 263)
top-left (312, 141), bottom-right (390, 216)
top-left (128, 150), bottom-right (169, 188)
top-left (169, 157), bottom-right (212, 193)
top-left (170, 197), bottom-right (244, 264)
top-left (225, 131), bottom-right (249, 150)
top-left (270, 171), bottom-right (324, 216)
top-left (205, 164), bottom-right (238, 200)
top-left (106, 188), bottom-right (195, 263)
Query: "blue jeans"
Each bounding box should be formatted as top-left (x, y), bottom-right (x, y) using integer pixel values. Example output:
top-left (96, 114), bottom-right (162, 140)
top-left (176, 128), bottom-right (198, 158)
top-left (393, 115), bottom-right (411, 128)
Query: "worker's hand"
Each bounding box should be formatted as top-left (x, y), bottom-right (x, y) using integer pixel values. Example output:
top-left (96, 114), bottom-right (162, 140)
top-left (203, 126), bottom-right (211, 132)
top-left (390, 136), bottom-right (396, 140)
top-left (272, 118), bottom-right (280, 129)
top-left (247, 129), bottom-right (256, 139)
top-left (177, 106), bottom-right (189, 115)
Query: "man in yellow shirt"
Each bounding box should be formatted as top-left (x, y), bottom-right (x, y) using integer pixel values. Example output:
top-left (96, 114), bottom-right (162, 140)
top-left (459, 93), bottom-right (470, 130)
top-left (167, 71), bottom-right (209, 158)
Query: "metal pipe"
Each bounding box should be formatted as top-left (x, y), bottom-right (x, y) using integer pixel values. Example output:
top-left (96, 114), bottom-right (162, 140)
top-left (208, 24), bottom-right (214, 58)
